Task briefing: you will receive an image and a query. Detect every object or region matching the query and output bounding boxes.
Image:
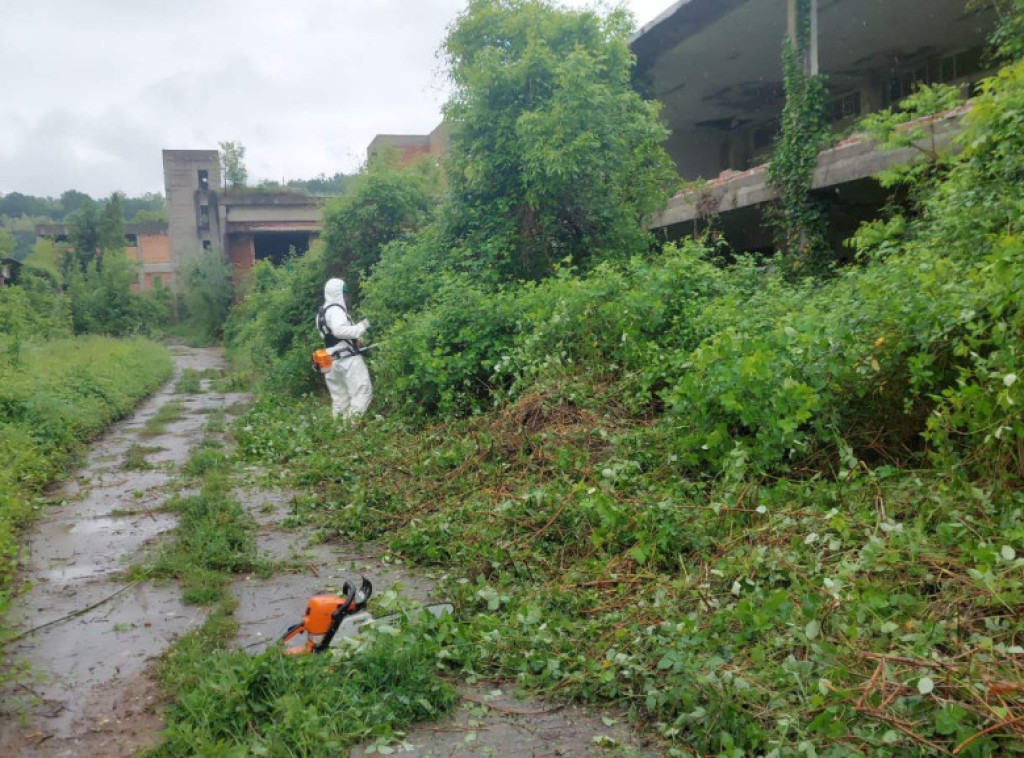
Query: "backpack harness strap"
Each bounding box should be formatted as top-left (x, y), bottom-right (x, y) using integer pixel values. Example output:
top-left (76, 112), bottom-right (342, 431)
top-left (317, 303), bottom-right (360, 359)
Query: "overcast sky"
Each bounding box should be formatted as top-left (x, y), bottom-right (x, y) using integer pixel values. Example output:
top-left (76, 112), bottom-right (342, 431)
top-left (0, 0), bottom-right (673, 198)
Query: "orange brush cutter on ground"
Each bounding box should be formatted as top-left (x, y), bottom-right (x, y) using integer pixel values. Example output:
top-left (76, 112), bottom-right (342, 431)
top-left (280, 576), bottom-right (373, 655)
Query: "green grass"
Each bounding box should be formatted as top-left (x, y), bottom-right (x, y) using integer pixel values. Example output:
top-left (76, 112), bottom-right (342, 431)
top-left (202, 409), bottom-right (226, 435)
top-left (0, 336), bottom-right (172, 631)
top-left (146, 609), bottom-right (456, 757)
top-left (226, 392), bottom-right (1024, 757)
top-left (182, 439), bottom-right (229, 478)
top-left (146, 475), bottom-right (267, 605)
top-left (140, 398), bottom-right (186, 438)
top-left (174, 368), bottom-right (204, 394)
top-left (122, 443), bottom-right (163, 471)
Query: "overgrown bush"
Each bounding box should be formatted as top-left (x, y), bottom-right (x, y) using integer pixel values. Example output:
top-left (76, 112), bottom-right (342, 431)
top-left (320, 159), bottom-right (440, 301)
top-left (224, 248), bottom-right (327, 396)
top-left (182, 247), bottom-right (234, 343)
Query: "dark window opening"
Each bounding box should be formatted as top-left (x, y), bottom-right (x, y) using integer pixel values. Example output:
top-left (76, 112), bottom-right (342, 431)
top-left (198, 169), bottom-right (209, 191)
top-left (752, 118), bottom-right (780, 150)
top-left (199, 205), bottom-right (210, 229)
top-left (253, 231), bottom-right (312, 265)
top-left (125, 233), bottom-right (139, 247)
top-left (202, 240), bottom-right (212, 250)
top-left (827, 91), bottom-right (861, 123)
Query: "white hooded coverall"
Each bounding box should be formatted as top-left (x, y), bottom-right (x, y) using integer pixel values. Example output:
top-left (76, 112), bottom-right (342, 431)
top-left (319, 278), bottom-right (373, 419)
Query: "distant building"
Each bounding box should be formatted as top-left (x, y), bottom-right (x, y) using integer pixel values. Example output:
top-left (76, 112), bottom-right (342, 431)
top-left (162, 150), bottom-right (323, 290)
top-left (629, 0), bottom-right (997, 250)
top-left (36, 151), bottom-right (326, 294)
top-left (367, 122), bottom-right (450, 167)
top-left (36, 221), bottom-right (172, 292)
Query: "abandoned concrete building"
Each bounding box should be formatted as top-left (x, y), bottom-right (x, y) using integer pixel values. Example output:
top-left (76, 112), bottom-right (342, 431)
top-left (630, 0), bottom-right (997, 250)
top-left (163, 150), bottom-right (322, 290)
top-left (38, 151), bottom-right (325, 293)
top-left (366, 123), bottom-right (451, 168)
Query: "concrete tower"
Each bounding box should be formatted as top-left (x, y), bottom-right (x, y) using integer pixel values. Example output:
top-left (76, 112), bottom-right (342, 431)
top-left (162, 150), bottom-right (223, 291)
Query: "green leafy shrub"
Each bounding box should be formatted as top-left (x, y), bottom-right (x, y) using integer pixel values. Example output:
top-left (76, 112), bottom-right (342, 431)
top-left (181, 247), bottom-right (234, 343)
top-left (320, 160), bottom-right (439, 301)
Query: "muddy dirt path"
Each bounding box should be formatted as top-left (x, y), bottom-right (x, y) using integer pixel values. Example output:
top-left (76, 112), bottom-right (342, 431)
top-left (1, 344), bottom-right (656, 757)
top-left (0, 346), bottom-right (248, 757)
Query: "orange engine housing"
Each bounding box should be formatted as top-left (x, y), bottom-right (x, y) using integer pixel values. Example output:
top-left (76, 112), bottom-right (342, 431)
top-left (302, 594), bottom-right (353, 635)
top-left (311, 349), bottom-right (332, 372)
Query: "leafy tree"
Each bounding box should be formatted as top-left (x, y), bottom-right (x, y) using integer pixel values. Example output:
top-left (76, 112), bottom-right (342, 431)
top-left (440, 0), bottom-right (678, 281)
top-left (97, 193), bottom-right (126, 257)
top-left (0, 192), bottom-right (57, 219)
top-left (65, 199), bottom-right (100, 275)
top-left (128, 208), bottom-right (169, 224)
top-left (320, 160), bottom-right (439, 300)
top-left (219, 141), bottom-right (248, 189)
top-left (121, 192), bottom-right (166, 223)
top-left (58, 189), bottom-right (93, 218)
top-left (0, 227), bottom-right (14, 259)
top-left (984, 0), bottom-right (1024, 61)
top-left (21, 238), bottom-right (63, 282)
top-left (183, 247), bottom-right (234, 342)
top-left (285, 172), bottom-right (355, 196)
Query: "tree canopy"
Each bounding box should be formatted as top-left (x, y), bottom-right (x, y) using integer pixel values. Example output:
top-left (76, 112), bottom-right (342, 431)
top-left (219, 140), bottom-right (249, 189)
top-left (440, 0), bottom-right (678, 281)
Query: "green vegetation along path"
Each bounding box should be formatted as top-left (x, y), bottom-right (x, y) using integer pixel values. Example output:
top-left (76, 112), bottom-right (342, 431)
top-left (0, 346), bottom-right (249, 757)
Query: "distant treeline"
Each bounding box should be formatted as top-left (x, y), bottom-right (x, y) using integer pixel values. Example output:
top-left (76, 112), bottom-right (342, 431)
top-left (0, 172), bottom-right (354, 260)
top-left (0, 189), bottom-right (166, 225)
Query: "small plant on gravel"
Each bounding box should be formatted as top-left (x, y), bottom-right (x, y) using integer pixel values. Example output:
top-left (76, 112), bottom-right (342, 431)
top-left (121, 443), bottom-right (162, 471)
top-left (182, 442), bottom-right (229, 478)
top-left (148, 475), bottom-right (267, 605)
top-left (140, 399), bottom-right (186, 438)
top-left (174, 369), bottom-right (204, 394)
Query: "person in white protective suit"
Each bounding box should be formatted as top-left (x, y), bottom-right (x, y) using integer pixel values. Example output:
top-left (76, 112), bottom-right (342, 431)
top-left (316, 278), bottom-right (373, 419)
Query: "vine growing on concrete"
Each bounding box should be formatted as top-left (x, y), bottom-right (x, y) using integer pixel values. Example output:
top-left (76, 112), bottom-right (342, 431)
top-left (767, 0), bottom-right (830, 273)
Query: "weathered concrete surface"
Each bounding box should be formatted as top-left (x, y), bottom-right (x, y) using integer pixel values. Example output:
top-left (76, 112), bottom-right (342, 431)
top-left (352, 684), bottom-right (659, 757)
top-left (649, 108), bottom-right (967, 231)
top-left (0, 346), bottom-right (248, 758)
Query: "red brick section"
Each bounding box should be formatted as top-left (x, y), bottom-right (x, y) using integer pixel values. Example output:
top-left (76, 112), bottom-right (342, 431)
top-left (227, 233), bottom-right (255, 300)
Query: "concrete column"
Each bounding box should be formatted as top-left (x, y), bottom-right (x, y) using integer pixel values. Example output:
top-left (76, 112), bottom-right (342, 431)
top-left (809, 0), bottom-right (819, 76)
top-left (786, 0), bottom-right (819, 76)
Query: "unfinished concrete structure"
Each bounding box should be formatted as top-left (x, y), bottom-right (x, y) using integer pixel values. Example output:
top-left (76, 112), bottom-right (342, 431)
top-left (162, 150), bottom-right (323, 288)
top-left (367, 122), bottom-right (450, 167)
top-left (630, 0), bottom-right (996, 249)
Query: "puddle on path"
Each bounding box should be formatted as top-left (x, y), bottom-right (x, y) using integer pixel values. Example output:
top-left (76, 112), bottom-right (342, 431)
top-left (0, 347), bottom-right (249, 758)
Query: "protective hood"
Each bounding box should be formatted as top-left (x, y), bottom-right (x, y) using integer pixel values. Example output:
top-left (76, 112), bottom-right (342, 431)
top-left (324, 278), bottom-right (347, 309)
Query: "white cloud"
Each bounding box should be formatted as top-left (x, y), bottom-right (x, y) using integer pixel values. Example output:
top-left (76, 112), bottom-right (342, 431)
top-left (0, 0), bottom-right (672, 197)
